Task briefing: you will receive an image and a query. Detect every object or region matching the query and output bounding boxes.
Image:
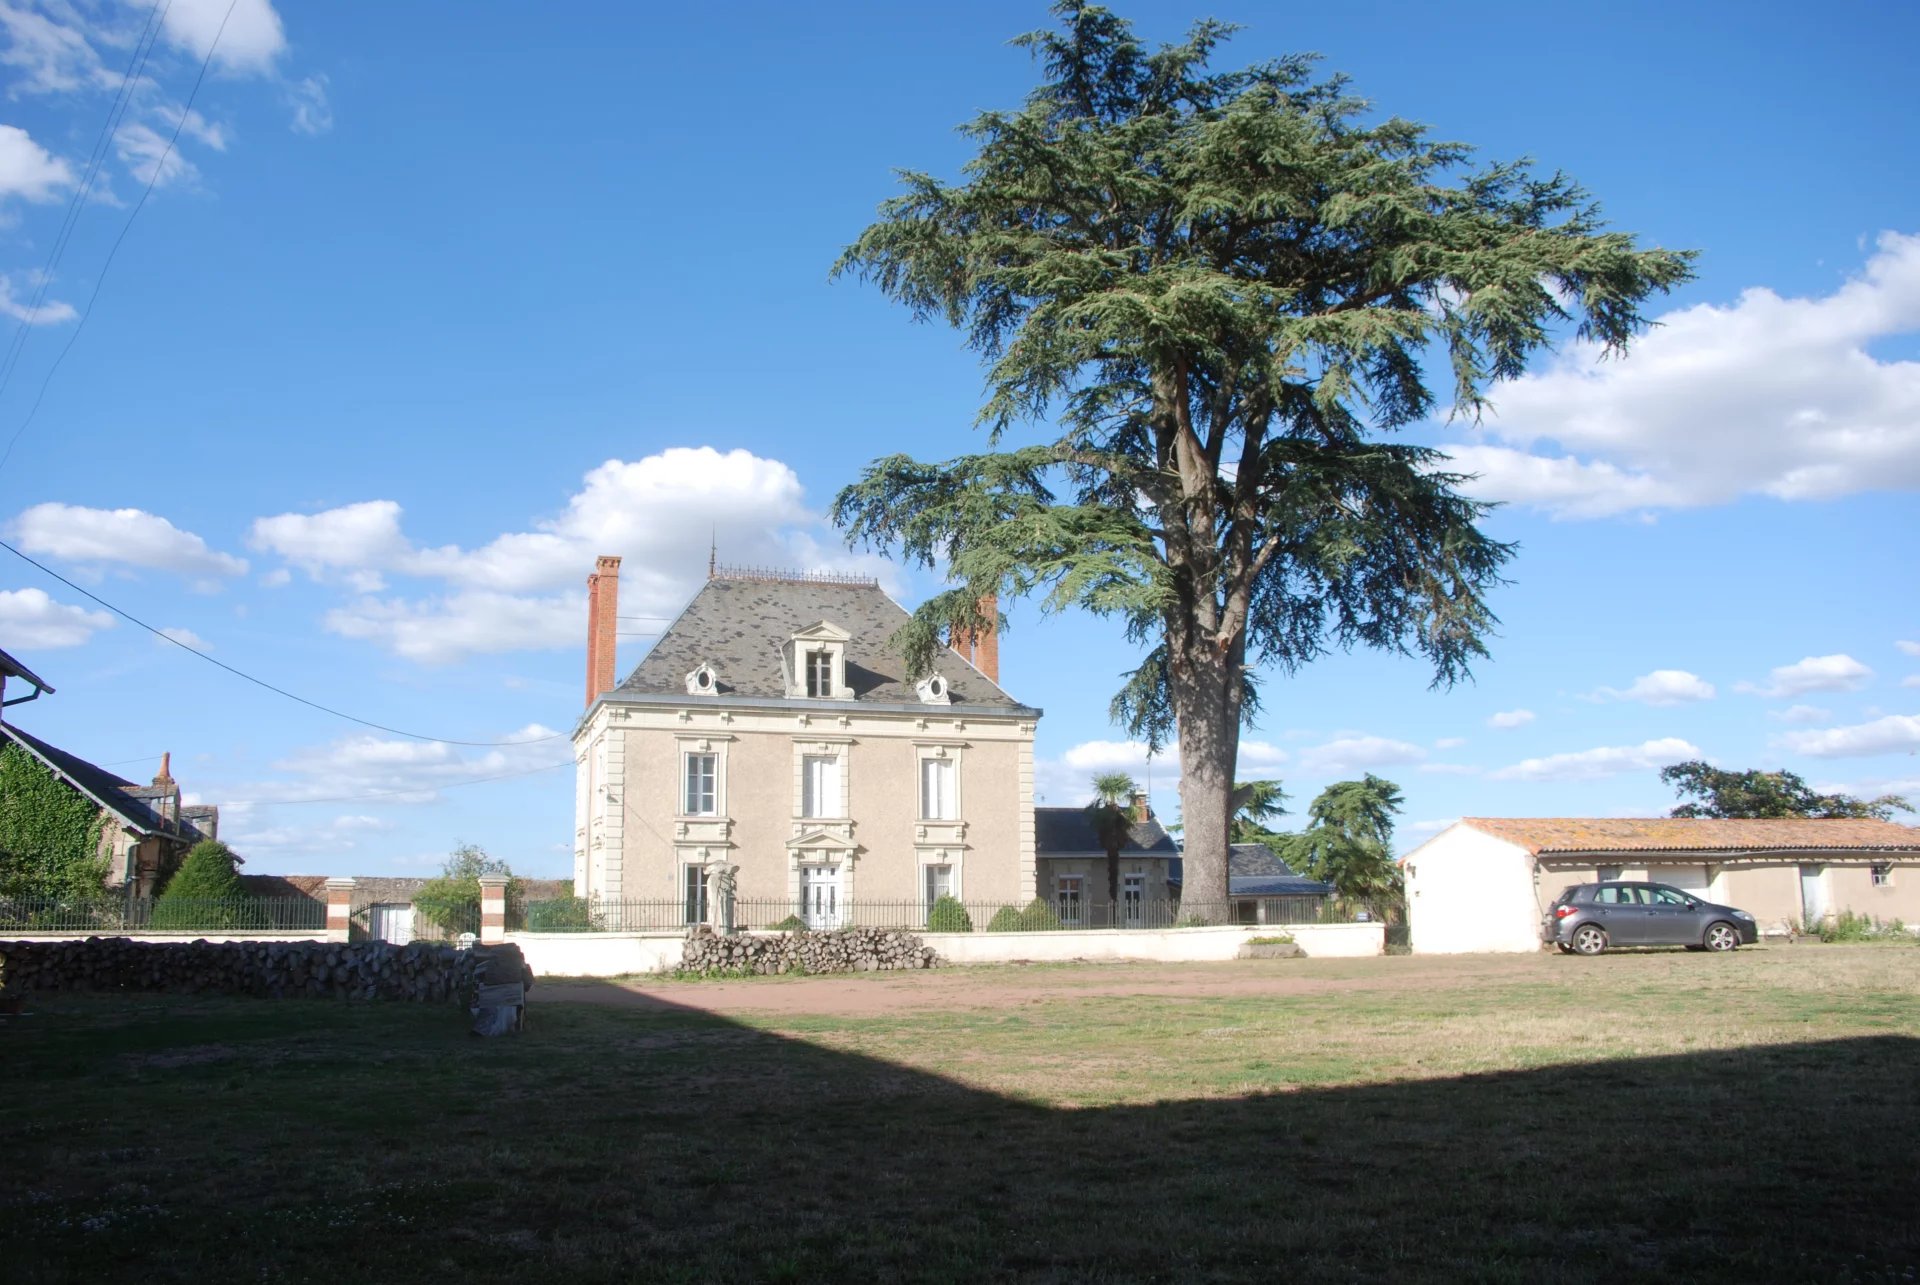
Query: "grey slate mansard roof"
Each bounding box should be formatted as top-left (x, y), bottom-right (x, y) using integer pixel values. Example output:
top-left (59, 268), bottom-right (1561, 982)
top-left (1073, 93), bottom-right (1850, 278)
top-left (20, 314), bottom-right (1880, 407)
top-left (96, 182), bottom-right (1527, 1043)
top-left (612, 574), bottom-right (1037, 714)
top-left (1033, 806), bottom-right (1178, 858)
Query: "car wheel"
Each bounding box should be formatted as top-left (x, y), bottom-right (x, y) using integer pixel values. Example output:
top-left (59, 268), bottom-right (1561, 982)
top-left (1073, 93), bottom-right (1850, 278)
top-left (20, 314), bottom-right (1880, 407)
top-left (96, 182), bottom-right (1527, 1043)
top-left (1571, 925), bottom-right (1608, 956)
top-left (1704, 921), bottom-right (1741, 952)
top-left (1555, 943), bottom-right (1574, 955)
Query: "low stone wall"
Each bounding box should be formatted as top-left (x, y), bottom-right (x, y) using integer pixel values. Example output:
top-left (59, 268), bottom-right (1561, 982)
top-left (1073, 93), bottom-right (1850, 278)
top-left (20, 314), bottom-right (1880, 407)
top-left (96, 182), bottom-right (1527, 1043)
top-left (0, 937), bottom-right (526, 1002)
top-left (679, 925), bottom-right (939, 975)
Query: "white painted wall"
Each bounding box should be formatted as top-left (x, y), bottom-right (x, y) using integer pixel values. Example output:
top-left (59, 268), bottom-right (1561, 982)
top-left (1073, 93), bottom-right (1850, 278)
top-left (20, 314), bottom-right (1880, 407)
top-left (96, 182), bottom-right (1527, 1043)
top-left (1403, 823), bottom-right (1542, 954)
top-left (509, 932), bottom-right (683, 977)
top-left (922, 923), bottom-right (1382, 962)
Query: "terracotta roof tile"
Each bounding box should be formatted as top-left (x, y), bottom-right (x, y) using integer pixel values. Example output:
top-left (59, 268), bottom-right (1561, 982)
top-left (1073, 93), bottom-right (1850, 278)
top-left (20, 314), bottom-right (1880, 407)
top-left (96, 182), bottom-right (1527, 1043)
top-left (1462, 817), bottom-right (1920, 855)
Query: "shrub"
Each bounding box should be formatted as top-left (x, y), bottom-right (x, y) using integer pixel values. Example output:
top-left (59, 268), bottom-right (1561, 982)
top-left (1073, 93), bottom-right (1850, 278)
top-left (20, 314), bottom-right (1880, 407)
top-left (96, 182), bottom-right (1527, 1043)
top-left (152, 840), bottom-right (245, 929)
top-left (414, 843), bottom-right (520, 934)
top-left (1816, 910), bottom-right (1917, 944)
top-left (1016, 898), bottom-right (1062, 931)
top-left (1245, 933), bottom-right (1295, 946)
top-left (926, 895), bottom-right (973, 933)
top-left (0, 743), bottom-right (107, 899)
top-left (984, 906), bottom-right (1023, 932)
top-left (769, 915), bottom-right (808, 933)
top-left (524, 896), bottom-right (598, 932)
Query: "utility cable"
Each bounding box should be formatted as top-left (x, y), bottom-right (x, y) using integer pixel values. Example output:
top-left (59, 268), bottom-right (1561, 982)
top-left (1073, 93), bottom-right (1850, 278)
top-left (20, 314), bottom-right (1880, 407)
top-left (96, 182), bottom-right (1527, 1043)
top-left (230, 759), bottom-right (574, 808)
top-left (0, 537), bottom-right (564, 747)
top-left (0, 0), bottom-right (233, 476)
top-left (0, 0), bottom-right (170, 402)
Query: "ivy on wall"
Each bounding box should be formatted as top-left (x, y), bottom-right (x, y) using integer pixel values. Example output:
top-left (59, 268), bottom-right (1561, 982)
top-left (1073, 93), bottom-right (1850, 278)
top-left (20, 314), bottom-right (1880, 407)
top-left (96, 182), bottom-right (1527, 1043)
top-left (0, 743), bottom-right (108, 898)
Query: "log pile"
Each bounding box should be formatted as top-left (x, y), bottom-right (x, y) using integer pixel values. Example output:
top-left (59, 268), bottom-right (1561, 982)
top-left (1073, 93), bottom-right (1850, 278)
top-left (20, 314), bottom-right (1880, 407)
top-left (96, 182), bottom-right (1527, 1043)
top-left (0, 938), bottom-right (525, 1003)
top-left (681, 924), bottom-right (939, 975)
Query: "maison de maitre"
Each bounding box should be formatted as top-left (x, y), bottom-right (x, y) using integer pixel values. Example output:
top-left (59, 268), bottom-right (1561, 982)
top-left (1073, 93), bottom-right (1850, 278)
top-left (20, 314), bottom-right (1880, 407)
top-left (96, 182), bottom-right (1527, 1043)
top-left (571, 557), bottom-right (1041, 927)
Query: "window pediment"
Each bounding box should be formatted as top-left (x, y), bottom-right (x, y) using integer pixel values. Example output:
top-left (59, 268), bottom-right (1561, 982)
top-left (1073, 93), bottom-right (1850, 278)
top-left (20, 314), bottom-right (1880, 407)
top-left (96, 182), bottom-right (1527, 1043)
top-left (685, 663), bottom-right (719, 695)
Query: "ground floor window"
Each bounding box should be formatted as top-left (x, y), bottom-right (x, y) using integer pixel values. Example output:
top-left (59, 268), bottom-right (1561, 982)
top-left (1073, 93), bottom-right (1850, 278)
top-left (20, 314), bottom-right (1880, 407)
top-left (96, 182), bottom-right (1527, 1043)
top-left (683, 865), bottom-right (708, 925)
top-left (1871, 863), bottom-right (1894, 888)
top-left (1056, 875), bottom-right (1083, 926)
top-left (1122, 872), bottom-right (1144, 926)
top-left (923, 863), bottom-right (953, 916)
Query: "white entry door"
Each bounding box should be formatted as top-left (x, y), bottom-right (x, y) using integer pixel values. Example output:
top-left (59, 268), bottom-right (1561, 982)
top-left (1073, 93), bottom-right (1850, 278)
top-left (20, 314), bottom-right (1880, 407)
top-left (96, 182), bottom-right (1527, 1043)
top-left (1800, 865), bottom-right (1827, 925)
top-left (800, 864), bottom-right (842, 930)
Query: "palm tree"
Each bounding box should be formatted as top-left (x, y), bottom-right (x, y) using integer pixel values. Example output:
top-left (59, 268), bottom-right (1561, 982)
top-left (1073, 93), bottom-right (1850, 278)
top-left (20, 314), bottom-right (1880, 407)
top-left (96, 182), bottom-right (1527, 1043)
top-left (1086, 772), bottom-right (1138, 919)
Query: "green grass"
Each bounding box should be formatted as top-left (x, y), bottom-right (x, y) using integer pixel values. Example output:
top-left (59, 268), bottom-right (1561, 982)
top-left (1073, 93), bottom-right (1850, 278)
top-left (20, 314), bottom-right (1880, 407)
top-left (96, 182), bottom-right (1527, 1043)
top-left (3, 948), bottom-right (1918, 1282)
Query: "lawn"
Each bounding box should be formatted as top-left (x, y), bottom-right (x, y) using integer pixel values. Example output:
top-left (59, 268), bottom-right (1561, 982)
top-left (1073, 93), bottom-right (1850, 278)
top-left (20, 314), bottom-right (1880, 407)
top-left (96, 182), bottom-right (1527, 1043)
top-left (4, 946), bottom-right (1917, 1282)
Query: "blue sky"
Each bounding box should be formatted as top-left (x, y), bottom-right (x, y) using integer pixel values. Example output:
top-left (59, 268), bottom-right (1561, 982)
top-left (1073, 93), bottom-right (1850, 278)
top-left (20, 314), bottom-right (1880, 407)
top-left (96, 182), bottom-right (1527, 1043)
top-left (0, 0), bottom-right (1914, 877)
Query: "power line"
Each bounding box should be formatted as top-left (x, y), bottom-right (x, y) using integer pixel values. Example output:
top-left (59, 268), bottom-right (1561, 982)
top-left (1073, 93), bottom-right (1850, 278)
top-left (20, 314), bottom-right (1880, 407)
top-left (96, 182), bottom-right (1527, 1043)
top-left (0, 0), bottom-right (170, 403)
top-left (0, 537), bottom-right (564, 747)
top-left (0, 0), bottom-right (233, 476)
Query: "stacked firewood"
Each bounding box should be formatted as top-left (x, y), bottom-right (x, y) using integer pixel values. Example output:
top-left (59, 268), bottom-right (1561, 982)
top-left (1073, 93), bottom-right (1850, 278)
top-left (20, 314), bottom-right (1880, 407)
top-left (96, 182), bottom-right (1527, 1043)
top-left (0, 938), bottom-right (524, 1002)
top-left (681, 924), bottom-right (939, 975)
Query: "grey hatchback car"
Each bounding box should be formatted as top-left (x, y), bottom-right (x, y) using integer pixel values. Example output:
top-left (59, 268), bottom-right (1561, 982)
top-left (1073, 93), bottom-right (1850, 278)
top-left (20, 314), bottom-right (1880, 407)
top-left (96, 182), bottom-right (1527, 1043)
top-left (1544, 881), bottom-right (1759, 955)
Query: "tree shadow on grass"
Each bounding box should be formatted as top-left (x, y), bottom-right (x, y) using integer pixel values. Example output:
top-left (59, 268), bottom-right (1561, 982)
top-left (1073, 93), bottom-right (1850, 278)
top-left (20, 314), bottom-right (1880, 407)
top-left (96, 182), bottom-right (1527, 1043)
top-left (2, 982), bottom-right (1916, 1283)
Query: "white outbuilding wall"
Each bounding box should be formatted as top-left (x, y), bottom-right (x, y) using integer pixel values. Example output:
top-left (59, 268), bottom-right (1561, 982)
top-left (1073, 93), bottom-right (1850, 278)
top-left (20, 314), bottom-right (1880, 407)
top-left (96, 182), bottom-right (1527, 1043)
top-left (1403, 823), bottom-right (1541, 954)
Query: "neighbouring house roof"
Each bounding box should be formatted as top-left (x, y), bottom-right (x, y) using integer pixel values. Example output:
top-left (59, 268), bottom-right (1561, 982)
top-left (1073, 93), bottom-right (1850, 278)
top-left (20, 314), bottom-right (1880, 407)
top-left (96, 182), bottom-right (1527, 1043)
top-left (613, 572), bottom-right (1034, 713)
top-left (238, 875), bottom-right (576, 905)
top-left (1034, 806), bottom-right (1178, 858)
top-left (1461, 816), bottom-right (1920, 856)
top-left (0, 721), bottom-right (209, 843)
top-left (0, 646), bottom-right (53, 697)
top-left (1226, 843), bottom-right (1332, 897)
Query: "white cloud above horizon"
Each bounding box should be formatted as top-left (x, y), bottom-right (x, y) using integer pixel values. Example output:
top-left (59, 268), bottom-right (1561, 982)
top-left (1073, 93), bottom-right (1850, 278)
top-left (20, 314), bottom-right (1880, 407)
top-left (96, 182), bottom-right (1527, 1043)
top-left (1487, 708), bottom-right (1535, 729)
top-left (0, 123), bottom-right (72, 202)
top-left (1591, 668), bottom-right (1716, 707)
top-left (1736, 653), bottom-right (1874, 699)
top-left (1490, 736), bottom-right (1701, 783)
top-left (0, 586), bottom-right (114, 648)
top-left (1441, 231), bottom-right (1920, 518)
top-left (11, 503), bottom-right (247, 580)
top-left (1774, 714), bottom-right (1920, 759)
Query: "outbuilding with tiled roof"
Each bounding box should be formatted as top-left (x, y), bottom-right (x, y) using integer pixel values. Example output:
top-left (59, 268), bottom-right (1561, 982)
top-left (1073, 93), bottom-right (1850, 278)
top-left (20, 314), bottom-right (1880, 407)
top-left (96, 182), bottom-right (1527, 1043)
top-left (1402, 817), bottom-right (1920, 953)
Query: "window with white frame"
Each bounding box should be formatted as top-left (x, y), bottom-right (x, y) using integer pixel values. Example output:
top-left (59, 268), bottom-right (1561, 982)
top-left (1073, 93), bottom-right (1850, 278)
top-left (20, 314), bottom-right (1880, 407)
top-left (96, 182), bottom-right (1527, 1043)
top-left (683, 865), bottom-right (708, 925)
top-left (683, 752), bottom-right (717, 816)
top-left (1871, 863), bottom-right (1894, 888)
top-left (806, 649), bottom-right (834, 698)
top-left (924, 863), bottom-right (953, 914)
top-left (1596, 865), bottom-right (1622, 884)
top-left (1056, 875), bottom-right (1083, 925)
top-left (801, 754), bottom-right (843, 818)
top-left (921, 756), bottom-right (958, 820)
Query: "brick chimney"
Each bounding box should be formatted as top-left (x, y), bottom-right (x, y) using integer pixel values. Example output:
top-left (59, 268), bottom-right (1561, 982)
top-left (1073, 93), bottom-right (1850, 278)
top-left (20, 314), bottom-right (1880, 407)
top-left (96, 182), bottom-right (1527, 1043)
top-left (1131, 789), bottom-right (1151, 824)
top-left (952, 593), bottom-right (999, 684)
top-left (585, 555), bottom-right (621, 708)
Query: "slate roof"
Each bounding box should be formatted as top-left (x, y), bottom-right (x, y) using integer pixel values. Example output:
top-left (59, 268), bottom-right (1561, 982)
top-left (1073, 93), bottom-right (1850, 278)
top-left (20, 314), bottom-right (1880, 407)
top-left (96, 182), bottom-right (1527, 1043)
top-left (0, 722), bottom-right (174, 836)
top-left (613, 573), bottom-right (1032, 712)
top-left (1462, 816), bottom-right (1920, 856)
top-left (1224, 843), bottom-right (1332, 897)
top-left (1034, 806), bottom-right (1178, 857)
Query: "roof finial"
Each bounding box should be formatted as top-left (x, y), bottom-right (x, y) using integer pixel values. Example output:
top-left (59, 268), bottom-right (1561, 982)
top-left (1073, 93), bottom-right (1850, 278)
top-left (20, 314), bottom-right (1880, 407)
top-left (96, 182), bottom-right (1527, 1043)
top-left (708, 528), bottom-right (717, 581)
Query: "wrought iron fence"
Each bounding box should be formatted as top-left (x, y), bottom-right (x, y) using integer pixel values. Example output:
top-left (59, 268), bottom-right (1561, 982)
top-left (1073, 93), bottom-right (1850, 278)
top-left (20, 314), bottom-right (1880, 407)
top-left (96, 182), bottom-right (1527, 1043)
top-left (0, 896), bottom-right (327, 935)
top-left (505, 894), bottom-right (1353, 935)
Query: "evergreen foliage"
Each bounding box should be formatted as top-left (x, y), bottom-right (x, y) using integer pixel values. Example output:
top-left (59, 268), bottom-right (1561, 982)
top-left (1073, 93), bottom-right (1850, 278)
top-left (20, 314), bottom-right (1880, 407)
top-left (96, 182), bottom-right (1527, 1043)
top-left (985, 905), bottom-right (1024, 932)
top-left (927, 894), bottom-right (975, 932)
top-left (152, 840), bottom-right (245, 929)
top-left (0, 743), bottom-right (107, 899)
top-left (1086, 771), bottom-right (1138, 907)
top-left (1286, 775), bottom-right (1405, 920)
top-left (832, 2), bottom-right (1692, 901)
top-left (1017, 898), bottom-right (1063, 931)
top-left (1661, 761), bottom-right (1912, 821)
top-left (524, 895), bottom-right (599, 932)
top-left (413, 843), bottom-right (520, 934)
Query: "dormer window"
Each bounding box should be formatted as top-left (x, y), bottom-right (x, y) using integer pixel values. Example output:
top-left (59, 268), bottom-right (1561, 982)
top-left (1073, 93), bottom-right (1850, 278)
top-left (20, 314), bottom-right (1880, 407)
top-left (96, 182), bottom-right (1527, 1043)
top-left (685, 663), bottom-right (719, 695)
top-left (782, 621), bottom-right (852, 700)
top-left (915, 674), bottom-right (951, 705)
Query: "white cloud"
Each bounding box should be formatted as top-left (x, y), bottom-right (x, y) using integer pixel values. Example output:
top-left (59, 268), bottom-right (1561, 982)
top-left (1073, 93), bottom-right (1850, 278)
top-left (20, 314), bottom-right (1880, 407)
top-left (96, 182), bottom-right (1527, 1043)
top-left (1433, 736), bottom-right (1467, 749)
top-left (1442, 231), bottom-right (1920, 518)
top-left (158, 0), bottom-right (286, 74)
top-left (1591, 669), bottom-right (1716, 707)
top-left (1775, 714), bottom-right (1920, 759)
top-left (1899, 640), bottom-right (1920, 658)
top-left (1490, 736), bottom-right (1701, 783)
top-left (12, 503), bottom-right (247, 579)
top-left (1737, 653), bottom-right (1874, 699)
top-left (1770, 704), bottom-right (1832, 725)
top-left (113, 120), bottom-right (196, 188)
top-left (236, 724), bottom-right (565, 808)
top-left (1297, 735), bottom-right (1425, 777)
top-left (0, 5), bottom-right (115, 96)
top-left (0, 273), bottom-right (74, 324)
top-left (157, 626), bottom-right (208, 650)
top-left (1904, 676), bottom-right (1920, 690)
top-left (1487, 708), bottom-right (1534, 729)
top-left (254, 447), bottom-right (906, 664)
top-left (287, 72), bottom-right (330, 135)
top-left (0, 586), bottom-right (114, 648)
top-left (0, 123), bottom-right (72, 201)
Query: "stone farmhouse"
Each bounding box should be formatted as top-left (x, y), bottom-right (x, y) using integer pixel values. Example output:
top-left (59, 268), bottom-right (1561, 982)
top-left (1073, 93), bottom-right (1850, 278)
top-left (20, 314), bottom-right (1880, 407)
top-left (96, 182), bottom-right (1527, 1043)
top-left (572, 558), bottom-right (1041, 928)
